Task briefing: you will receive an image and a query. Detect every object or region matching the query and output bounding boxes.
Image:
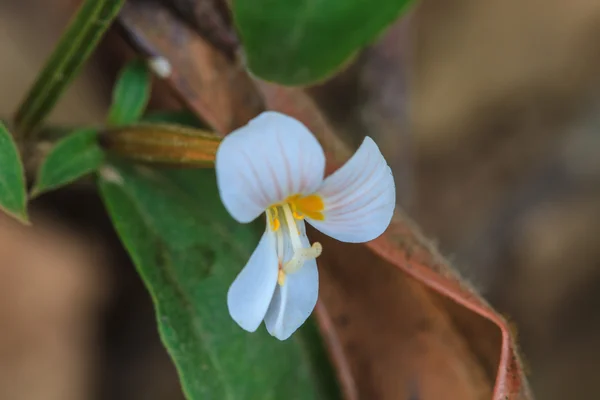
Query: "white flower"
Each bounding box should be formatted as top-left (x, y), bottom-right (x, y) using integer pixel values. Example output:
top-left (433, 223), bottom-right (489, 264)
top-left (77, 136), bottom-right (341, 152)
top-left (216, 111), bottom-right (396, 340)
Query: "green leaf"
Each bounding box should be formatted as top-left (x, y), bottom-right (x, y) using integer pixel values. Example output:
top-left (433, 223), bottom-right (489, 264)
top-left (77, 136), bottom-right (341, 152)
top-left (98, 161), bottom-right (338, 400)
top-left (14, 0), bottom-right (125, 136)
top-left (233, 0), bottom-right (414, 85)
top-left (31, 129), bottom-right (104, 197)
top-left (108, 60), bottom-right (152, 125)
top-left (0, 123), bottom-right (28, 223)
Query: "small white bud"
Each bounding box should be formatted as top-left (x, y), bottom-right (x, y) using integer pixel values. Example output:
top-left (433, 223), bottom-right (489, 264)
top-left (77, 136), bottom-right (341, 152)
top-left (99, 165), bottom-right (124, 185)
top-left (148, 56), bottom-right (172, 79)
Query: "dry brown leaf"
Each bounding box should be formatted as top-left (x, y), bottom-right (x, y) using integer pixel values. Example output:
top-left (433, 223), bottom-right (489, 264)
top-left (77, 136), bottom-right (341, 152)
top-left (118, 0), bottom-right (262, 134)
top-left (257, 82), bottom-right (532, 400)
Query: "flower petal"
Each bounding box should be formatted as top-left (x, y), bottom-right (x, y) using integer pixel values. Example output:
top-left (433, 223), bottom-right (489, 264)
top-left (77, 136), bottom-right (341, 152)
top-left (216, 111), bottom-right (326, 223)
top-left (227, 230), bottom-right (278, 332)
top-left (264, 257), bottom-right (319, 341)
top-left (307, 137), bottom-right (396, 243)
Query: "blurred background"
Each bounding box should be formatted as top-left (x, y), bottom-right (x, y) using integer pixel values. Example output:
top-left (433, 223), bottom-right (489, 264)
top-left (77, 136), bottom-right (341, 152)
top-left (1, 0), bottom-right (599, 398)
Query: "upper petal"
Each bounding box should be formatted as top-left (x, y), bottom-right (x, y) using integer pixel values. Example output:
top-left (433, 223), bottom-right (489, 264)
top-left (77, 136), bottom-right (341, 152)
top-left (227, 230), bottom-right (278, 332)
top-left (307, 137), bottom-right (396, 243)
top-left (264, 257), bottom-right (319, 341)
top-left (216, 111), bottom-right (326, 223)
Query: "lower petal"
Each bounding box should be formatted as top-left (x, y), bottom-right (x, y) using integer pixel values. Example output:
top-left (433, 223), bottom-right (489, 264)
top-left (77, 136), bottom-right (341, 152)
top-left (264, 258), bottom-right (319, 340)
top-left (227, 230), bottom-right (278, 332)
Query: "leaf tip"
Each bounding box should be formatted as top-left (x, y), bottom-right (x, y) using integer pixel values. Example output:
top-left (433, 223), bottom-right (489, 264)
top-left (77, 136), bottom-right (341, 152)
top-left (2, 206), bottom-right (30, 226)
top-left (28, 186), bottom-right (43, 200)
top-left (17, 213), bottom-right (31, 226)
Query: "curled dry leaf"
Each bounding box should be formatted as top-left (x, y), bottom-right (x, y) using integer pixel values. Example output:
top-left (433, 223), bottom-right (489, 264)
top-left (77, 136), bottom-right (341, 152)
top-left (256, 82), bottom-right (532, 400)
top-left (116, 6), bottom-right (532, 400)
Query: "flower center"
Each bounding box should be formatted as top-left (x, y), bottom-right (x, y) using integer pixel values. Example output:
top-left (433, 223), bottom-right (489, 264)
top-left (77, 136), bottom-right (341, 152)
top-left (266, 196), bottom-right (323, 286)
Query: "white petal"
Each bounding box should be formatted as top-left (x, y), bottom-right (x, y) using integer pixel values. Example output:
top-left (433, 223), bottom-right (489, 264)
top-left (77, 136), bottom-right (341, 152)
top-left (264, 257), bottom-right (319, 341)
top-left (216, 111), bottom-right (326, 223)
top-left (308, 137), bottom-right (396, 243)
top-left (227, 230), bottom-right (278, 332)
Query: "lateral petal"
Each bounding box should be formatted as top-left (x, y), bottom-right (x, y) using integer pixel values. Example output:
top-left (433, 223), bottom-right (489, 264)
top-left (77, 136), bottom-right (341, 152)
top-left (308, 137), bottom-right (396, 243)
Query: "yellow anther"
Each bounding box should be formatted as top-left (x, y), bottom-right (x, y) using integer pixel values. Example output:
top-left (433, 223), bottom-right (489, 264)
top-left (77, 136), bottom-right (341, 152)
top-left (312, 242), bottom-right (323, 257)
top-left (288, 202), bottom-right (300, 219)
top-left (271, 217), bottom-right (280, 232)
top-left (277, 269), bottom-right (286, 286)
top-left (267, 207), bottom-right (281, 231)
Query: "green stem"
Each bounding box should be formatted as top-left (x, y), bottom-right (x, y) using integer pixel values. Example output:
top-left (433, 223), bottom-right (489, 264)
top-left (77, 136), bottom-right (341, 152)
top-left (13, 0), bottom-right (125, 138)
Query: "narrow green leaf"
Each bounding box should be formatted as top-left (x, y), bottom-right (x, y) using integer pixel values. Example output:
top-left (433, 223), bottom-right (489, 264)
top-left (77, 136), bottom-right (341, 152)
top-left (233, 0), bottom-right (414, 85)
top-left (14, 0), bottom-right (125, 136)
top-left (0, 123), bottom-right (28, 223)
top-left (31, 129), bottom-right (104, 197)
top-left (108, 60), bottom-right (152, 125)
top-left (98, 161), bottom-right (337, 400)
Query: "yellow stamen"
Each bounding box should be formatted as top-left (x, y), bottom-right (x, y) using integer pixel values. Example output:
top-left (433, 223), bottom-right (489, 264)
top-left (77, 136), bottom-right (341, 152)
top-left (267, 207), bottom-right (281, 231)
top-left (277, 269), bottom-right (286, 286)
top-left (283, 242), bottom-right (322, 274)
top-left (265, 195), bottom-right (324, 283)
